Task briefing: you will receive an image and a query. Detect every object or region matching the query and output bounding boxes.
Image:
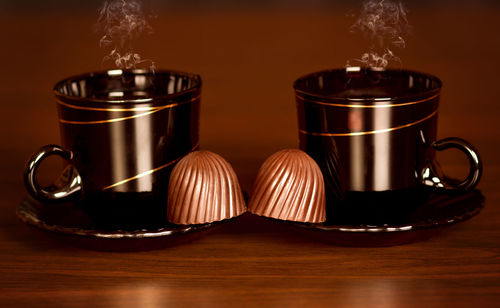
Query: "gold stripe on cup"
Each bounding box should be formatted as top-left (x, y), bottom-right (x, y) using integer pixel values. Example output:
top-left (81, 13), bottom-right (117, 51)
top-left (295, 93), bottom-right (439, 108)
top-left (299, 109), bottom-right (438, 137)
top-left (56, 99), bottom-right (158, 112)
top-left (58, 94), bottom-right (201, 125)
top-left (103, 144), bottom-right (200, 190)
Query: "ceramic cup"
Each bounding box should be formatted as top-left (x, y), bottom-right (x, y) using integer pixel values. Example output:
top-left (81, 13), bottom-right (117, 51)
top-left (294, 68), bottom-right (482, 208)
top-left (24, 69), bottom-right (201, 222)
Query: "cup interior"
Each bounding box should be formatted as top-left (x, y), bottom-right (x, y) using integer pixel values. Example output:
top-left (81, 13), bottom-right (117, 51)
top-left (54, 69), bottom-right (201, 102)
top-left (294, 68), bottom-right (442, 101)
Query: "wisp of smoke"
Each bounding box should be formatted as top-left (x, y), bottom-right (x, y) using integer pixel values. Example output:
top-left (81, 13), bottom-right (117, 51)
top-left (97, 0), bottom-right (155, 70)
top-left (347, 0), bottom-right (410, 70)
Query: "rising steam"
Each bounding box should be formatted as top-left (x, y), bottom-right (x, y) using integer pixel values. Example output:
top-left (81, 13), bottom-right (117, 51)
top-left (347, 0), bottom-right (410, 70)
top-left (97, 0), bottom-right (155, 70)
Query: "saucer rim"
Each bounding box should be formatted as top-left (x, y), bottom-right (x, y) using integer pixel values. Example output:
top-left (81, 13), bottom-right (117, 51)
top-left (16, 197), bottom-right (215, 240)
top-left (292, 190), bottom-right (485, 233)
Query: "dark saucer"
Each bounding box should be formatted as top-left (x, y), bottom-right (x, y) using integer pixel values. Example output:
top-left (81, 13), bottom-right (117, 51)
top-left (292, 189), bottom-right (485, 246)
top-left (16, 197), bottom-right (217, 251)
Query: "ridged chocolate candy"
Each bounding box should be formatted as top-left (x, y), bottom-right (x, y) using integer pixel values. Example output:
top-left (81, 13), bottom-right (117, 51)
top-left (248, 149), bottom-right (326, 223)
top-left (167, 151), bottom-right (246, 225)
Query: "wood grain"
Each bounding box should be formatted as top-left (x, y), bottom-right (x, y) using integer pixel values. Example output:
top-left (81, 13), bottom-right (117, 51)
top-left (1, 5), bottom-right (499, 307)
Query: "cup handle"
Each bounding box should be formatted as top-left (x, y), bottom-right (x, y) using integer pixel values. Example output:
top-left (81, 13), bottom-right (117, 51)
top-left (24, 145), bottom-right (83, 202)
top-left (420, 137), bottom-right (482, 192)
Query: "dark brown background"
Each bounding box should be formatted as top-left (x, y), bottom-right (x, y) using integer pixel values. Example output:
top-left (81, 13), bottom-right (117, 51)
top-left (1, 1), bottom-right (499, 307)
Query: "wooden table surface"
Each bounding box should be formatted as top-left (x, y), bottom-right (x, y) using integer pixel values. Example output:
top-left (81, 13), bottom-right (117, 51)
top-left (1, 4), bottom-right (499, 307)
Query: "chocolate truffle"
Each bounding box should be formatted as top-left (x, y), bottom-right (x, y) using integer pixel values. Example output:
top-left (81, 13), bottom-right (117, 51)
top-left (167, 151), bottom-right (246, 225)
top-left (248, 149), bottom-right (326, 223)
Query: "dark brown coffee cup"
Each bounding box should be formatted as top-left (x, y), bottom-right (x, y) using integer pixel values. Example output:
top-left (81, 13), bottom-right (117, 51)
top-left (295, 68), bottom-right (482, 204)
top-left (24, 69), bottom-right (201, 222)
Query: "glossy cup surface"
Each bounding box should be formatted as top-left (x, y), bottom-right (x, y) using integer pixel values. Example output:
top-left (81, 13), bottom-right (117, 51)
top-left (55, 69), bottom-right (201, 196)
top-left (49, 69), bottom-right (200, 221)
top-left (295, 68), bottom-right (441, 194)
